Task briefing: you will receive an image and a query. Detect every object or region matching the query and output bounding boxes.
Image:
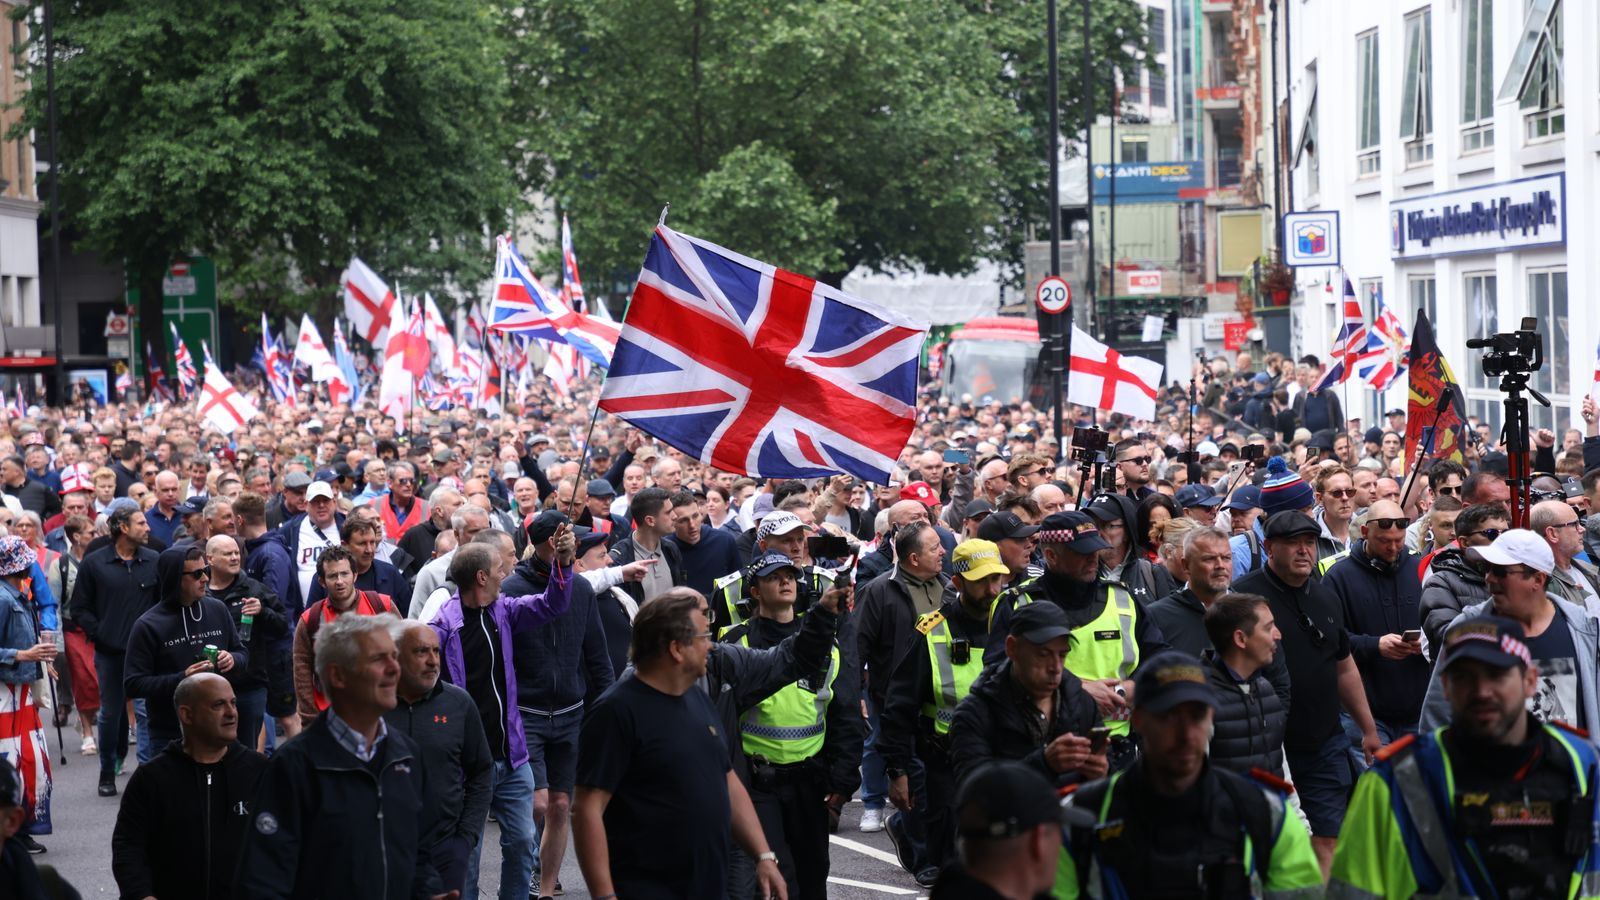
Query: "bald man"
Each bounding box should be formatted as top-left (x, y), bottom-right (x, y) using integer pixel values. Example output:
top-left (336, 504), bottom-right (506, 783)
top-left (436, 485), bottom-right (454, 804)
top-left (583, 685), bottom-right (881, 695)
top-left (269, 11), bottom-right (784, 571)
top-left (1532, 499), bottom-right (1600, 616)
top-left (113, 673), bottom-right (269, 900)
top-left (1321, 500), bottom-right (1428, 763)
top-left (384, 622), bottom-right (492, 895)
top-left (857, 500), bottom-right (934, 584)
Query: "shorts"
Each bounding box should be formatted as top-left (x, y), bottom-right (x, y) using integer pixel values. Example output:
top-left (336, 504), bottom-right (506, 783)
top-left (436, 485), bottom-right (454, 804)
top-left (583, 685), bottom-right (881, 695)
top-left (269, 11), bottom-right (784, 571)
top-left (64, 628), bottom-right (99, 711)
top-left (522, 707), bottom-right (582, 794)
top-left (265, 647), bottom-right (297, 719)
top-left (1285, 731), bottom-right (1355, 838)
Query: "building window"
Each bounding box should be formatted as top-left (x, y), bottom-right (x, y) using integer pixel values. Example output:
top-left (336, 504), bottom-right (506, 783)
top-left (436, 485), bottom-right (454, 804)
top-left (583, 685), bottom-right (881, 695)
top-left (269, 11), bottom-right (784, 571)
top-left (1294, 64), bottom-right (1319, 196)
top-left (1148, 7), bottom-right (1167, 52)
top-left (1499, 0), bottom-right (1563, 140)
top-left (1400, 9), bottom-right (1433, 166)
top-left (1529, 268), bottom-right (1569, 404)
top-left (1120, 134), bottom-right (1150, 163)
top-left (1464, 273), bottom-right (1498, 394)
top-left (1409, 275), bottom-right (1437, 328)
top-left (1460, 0), bottom-right (1494, 151)
top-left (1149, 68), bottom-right (1168, 109)
top-left (1356, 31), bottom-right (1381, 175)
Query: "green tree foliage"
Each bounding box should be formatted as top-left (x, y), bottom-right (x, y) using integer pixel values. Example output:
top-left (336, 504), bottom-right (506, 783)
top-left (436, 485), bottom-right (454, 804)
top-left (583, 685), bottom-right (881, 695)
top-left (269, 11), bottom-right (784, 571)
top-left (509, 0), bottom-right (1152, 293)
top-left (16, 0), bottom-right (521, 348)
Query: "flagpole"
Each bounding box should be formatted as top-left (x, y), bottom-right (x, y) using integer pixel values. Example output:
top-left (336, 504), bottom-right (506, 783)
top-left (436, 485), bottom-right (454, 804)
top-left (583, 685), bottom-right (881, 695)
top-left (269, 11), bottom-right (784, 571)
top-left (564, 209), bottom-right (660, 520)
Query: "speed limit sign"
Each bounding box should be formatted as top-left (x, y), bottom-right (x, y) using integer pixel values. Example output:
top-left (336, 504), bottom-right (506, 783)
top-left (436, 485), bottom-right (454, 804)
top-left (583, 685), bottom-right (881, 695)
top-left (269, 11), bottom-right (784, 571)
top-left (1035, 276), bottom-right (1071, 314)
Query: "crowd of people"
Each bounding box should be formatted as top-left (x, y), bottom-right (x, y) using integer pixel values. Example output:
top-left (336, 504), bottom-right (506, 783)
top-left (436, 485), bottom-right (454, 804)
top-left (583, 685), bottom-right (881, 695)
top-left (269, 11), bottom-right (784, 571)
top-left (0, 346), bottom-right (1595, 899)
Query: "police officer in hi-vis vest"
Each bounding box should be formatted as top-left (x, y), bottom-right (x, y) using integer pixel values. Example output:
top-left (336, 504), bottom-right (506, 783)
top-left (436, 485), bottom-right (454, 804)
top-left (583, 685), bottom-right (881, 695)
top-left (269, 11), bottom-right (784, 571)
top-left (712, 512), bottom-right (836, 637)
top-left (985, 510), bottom-right (1171, 764)
top-left (877, 539), bottom-right (1008, 882)
top-left (1331, 615), bottom-right (1600, 899)
top-left (1060, 652), bottom-right (1323, 899)
top-left (721, 553), bottom-right (862, 900)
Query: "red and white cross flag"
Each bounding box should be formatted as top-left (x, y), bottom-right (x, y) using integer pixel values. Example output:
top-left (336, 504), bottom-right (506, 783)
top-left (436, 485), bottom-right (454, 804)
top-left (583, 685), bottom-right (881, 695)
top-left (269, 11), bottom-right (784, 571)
top-left (1067, 325), bottom-right (1164, 421)
top-left (342, 257), bottom-right (397, 350)
top-left (293, 314), bottom-right (341, 382)
top-left (196, 365), bottom-right (259, 436)
top-left (378, 298), bottom-right (415, 428)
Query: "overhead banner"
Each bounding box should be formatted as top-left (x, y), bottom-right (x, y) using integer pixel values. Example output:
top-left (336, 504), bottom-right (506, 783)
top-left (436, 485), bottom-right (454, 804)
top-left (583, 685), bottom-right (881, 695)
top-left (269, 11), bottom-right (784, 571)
top-left (1091, 161), bottom-right (1205, 204)
top-left (1389, 173), bottom-right (1565, 259)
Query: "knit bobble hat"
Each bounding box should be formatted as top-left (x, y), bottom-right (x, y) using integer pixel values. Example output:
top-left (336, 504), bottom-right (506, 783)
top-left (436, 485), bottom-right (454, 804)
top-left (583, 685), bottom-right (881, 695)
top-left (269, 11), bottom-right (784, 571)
top-left (1260, 456), bottom-right (1315, 515)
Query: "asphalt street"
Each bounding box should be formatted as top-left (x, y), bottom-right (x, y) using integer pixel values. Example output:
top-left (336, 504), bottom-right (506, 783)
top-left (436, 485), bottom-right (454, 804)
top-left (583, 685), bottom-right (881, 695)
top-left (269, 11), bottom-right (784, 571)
top-left (39, 730), bottom-right (928, 899)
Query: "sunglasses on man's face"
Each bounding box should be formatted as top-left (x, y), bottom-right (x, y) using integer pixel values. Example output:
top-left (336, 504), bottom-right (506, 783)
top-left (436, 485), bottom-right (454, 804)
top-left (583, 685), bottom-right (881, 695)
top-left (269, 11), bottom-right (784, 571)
top-left (1119, 456), bottom-right (1151, 467)
top-left (1435, 485), bottom-right (1461, 497)
top-left (1366, 517), bottom-right (1410, 531)
top-left (1484, 564), bottom-right (1537, 580)
top-left (183, 566), bottom-right (212, 580)
top-left (1460, 528), bottom-right (1504, 542)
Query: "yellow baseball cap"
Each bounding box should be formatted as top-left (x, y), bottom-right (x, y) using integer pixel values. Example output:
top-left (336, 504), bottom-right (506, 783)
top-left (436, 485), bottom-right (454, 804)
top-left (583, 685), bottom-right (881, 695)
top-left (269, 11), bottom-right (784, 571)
top-left (951, 539), bottom-right (1009, 582)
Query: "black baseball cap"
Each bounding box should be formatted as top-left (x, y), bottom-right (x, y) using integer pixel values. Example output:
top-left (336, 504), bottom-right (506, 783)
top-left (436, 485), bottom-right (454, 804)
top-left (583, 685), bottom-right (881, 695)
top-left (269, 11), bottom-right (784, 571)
top-left (1262, 510), bottom-right (1321, 540)
top-left (1008, 602), bottom-right (1074, 644)
top-left (977, 511), bottom-right (1039, 543)
top-left (1133, 652), bottom-right (1218, 713)
top-left (1034, 511), bottom-right (1112, 554)
top-left (1082, 494), bottom-right (1123, 525)
top-left (527, 510), bottom-right (570, 545)
top-left (1439, 615), bottom-right (1532, 673)
top-left (963, 499), bottom-right (995, 521)
top-left (586, 478), bottom-right (616, 498)
top-left (955, 761), bottom-right (1086, 839)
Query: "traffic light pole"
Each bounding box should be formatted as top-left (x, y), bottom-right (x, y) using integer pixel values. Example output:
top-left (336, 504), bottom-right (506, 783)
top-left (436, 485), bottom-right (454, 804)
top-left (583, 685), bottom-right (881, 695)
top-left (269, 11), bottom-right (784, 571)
top-left (1047, 0), bottom-right (1068, 459)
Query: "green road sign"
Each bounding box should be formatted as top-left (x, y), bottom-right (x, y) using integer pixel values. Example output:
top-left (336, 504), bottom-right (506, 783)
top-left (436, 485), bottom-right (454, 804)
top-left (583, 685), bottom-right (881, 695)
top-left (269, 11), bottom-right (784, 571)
top-left (128, 256), bottom-right (220, 383)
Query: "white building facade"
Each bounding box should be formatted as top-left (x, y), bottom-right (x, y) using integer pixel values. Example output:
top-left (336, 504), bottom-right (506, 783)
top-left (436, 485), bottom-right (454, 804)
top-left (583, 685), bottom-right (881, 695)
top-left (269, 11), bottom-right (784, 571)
top-left (1284, 0), bottom-right (1594, 433)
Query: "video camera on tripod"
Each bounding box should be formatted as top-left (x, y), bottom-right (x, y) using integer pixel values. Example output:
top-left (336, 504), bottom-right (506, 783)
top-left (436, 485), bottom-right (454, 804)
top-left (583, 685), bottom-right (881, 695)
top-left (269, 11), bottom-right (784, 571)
top-left (1467, 316), bottom-right (1548, 529)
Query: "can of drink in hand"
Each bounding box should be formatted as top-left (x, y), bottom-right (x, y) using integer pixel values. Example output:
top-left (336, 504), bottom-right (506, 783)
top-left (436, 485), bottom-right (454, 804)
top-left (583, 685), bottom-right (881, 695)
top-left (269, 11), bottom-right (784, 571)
top-left (204, 644), bottom-right (220, 668)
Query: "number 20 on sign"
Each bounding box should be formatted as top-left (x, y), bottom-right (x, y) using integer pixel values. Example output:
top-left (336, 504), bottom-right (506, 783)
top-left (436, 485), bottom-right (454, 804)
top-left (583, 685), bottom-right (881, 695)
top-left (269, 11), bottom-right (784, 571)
top-left (1035, 276), bottom-right (1071, 314)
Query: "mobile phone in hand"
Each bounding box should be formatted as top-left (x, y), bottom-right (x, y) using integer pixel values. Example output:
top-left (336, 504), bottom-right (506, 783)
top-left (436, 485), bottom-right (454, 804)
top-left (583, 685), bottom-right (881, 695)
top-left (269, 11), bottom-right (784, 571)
top-left (1089, 726), bottom-right (1111, 753)
top-left (1402, 629), bottom-right (1421, 642)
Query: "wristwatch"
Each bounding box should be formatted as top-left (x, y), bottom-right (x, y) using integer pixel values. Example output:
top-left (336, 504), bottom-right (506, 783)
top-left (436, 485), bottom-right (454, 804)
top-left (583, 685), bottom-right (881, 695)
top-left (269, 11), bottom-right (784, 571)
top-left (757, 851), bottom-right (779, 863)
top-left (885, 766), bottom-right (907, 780)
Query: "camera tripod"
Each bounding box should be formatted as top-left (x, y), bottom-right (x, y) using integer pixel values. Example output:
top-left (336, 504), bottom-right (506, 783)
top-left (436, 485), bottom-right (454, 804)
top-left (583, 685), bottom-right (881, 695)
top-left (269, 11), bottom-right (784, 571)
top-left (1494, 371), bottom-right (1549, 530)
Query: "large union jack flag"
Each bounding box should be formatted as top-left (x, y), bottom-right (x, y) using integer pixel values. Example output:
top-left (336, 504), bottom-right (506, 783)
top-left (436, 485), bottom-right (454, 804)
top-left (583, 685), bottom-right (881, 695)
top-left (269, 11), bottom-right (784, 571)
top-left (1311, 275), bottom-right (1370, 392)
top-left (490, 236), bottom-right (620, 368)
top-left (1355, 288), bottom-right (1409, 391)
top-left (599, 226), bottom-right (928, 481)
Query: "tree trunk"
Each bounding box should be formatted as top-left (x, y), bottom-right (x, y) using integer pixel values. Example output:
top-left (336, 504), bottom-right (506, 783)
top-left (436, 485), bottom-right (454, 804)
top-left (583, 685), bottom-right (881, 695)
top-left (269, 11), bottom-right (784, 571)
top-left (137, 256), bottom-right (167, 377)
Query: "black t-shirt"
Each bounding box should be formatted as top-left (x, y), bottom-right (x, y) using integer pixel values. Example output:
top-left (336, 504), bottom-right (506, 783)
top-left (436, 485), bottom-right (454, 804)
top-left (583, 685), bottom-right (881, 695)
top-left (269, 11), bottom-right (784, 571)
top-left (1524, 607), bottom-right (1582, 727)
top-left (460, 606), bottom-right (509, 760)
top-left (576, 676), bottom-right (732, 899)
top-left (1235, 568), bottom-right (1351, 751)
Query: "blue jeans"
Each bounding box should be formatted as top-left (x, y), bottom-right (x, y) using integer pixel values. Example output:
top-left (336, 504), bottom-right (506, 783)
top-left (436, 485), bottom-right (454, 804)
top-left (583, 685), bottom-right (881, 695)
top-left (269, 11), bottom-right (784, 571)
top-left (235, 686), bottom-right (268, 751)
top-left (466, 760), bottom-right (537, 900)
top-left (94, 652), bottom-right (150, 777)
top-left (1340, 712), bottom-right (1415, 775)
top-left (860, 695), bottom-right (888, 810)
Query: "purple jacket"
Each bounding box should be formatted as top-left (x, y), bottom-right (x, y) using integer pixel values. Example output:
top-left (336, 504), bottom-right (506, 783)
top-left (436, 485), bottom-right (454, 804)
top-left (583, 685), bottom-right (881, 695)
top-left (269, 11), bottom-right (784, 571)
top-left (430, 565), bottom-right (573, 769)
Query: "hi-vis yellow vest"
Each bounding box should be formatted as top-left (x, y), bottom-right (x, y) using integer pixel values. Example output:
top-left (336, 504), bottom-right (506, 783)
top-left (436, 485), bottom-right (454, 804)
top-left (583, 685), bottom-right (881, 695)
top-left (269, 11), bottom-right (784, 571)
top-left (736, 633), bottom-right (840, 764)
top-left (1010, 583), bottom-right (1139, 736)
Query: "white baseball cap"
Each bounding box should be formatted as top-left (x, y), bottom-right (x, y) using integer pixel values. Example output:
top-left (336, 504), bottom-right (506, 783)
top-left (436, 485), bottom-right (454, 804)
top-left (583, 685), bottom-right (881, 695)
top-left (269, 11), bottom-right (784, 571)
top-left (1468, 529), bottom-right (1555, 575)
top-left (757, 512), bottom-right (807, 542)
top-left (306, 482), bottom-right (335, 502)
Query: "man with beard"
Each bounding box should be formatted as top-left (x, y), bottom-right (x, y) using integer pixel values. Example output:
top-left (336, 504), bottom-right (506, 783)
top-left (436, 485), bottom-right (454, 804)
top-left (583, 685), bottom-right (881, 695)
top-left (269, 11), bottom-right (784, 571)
top-left (1081, 493), bottom-right (1170, 605)
top-left (1332, 617), bottom-right (1600, 899)
top-left (1059, 652), bottom-right (1321, 897)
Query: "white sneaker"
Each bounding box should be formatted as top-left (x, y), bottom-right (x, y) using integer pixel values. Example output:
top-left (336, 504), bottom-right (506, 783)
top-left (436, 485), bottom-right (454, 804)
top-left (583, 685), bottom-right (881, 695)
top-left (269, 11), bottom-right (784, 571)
top-left (80, 736), bottom-right (97, 757)
top-left (859, 807), bottom-right (885, 833)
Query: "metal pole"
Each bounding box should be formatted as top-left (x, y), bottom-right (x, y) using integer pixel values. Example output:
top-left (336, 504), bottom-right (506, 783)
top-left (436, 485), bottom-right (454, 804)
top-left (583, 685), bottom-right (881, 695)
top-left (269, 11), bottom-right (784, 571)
top-left (1047, 0), bottom-right (1065, 457)
top-left (45, 0), bottom-right (63, 406)
top-left (1108, 91), bottom-right (1117, 341)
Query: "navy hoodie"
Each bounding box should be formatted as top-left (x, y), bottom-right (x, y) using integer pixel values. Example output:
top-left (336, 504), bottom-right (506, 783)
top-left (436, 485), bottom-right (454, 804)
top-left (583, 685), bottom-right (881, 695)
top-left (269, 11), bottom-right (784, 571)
top-left (124, 548), bottom-right (248, 739)
top-left (501, 554), bottom-right (614, 715)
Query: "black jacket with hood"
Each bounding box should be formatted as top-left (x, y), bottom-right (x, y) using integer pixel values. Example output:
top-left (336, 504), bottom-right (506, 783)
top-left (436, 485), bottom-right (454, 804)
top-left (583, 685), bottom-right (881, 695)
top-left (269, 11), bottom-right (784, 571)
top-left (947, 659), bottom-right (1102, 787)
top-left (124, 548), bottom-right (249, 740)
top-left (500, 553), bottom-right (614, 715)
top-left (1086, 493), bottom-right (1169, 606)
top-left (112, 740), bottom-right (270, 900)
